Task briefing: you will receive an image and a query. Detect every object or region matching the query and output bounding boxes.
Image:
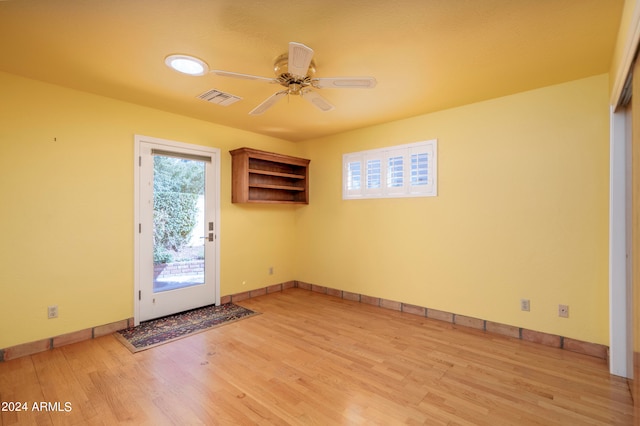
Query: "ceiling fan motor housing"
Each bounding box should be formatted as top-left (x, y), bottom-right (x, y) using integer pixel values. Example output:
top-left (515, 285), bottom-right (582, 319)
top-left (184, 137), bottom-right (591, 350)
top-left (274, 53), bottom-right (315, 95)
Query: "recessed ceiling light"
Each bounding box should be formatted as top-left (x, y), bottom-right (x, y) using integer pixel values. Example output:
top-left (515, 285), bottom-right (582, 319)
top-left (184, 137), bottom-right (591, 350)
top-left (165, 54), bottom-right (209, 76)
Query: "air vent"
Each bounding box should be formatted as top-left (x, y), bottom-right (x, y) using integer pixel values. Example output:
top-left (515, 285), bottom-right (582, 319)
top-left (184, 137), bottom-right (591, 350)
top-left (197, 89), bottom-right (242, 106)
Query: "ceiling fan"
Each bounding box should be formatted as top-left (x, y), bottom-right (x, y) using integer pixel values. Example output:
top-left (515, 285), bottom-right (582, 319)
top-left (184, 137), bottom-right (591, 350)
top-left (211, 42), bottom-right (377, 115)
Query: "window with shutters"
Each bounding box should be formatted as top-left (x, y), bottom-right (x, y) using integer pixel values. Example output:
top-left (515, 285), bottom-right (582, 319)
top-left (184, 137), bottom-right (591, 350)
top-left (343, 140), bottom-right (437, 199)
top-left (366, 159), bottom-right (381, 189)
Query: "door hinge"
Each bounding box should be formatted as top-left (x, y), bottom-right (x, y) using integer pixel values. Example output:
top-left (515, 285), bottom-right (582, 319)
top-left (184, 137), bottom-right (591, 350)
top-left (139, 223), bottom-right (142, 233)
top-left (138, 290), bottom-right (141, 301)
top-left (139, 156), bottom-right (142, 166)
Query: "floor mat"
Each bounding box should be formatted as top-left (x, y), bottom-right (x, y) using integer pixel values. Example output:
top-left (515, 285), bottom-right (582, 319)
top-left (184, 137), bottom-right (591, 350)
top-left (115, 303), bottom-right (259, 353)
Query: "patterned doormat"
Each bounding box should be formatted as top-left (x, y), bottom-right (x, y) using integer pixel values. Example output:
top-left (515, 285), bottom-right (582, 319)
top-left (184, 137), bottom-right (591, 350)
top-left (115, 303), bottom-right (259, 353)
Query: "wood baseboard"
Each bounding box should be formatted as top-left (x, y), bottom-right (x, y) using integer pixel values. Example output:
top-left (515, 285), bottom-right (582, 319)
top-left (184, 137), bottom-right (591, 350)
top-left (0, 281), bottom-right (299, 363)
top-left (0, 279), bottom-right (608, 363)
top-left (220, 280), bottom-right (296, 305)
top-left (633, 351), bottom-right (640, 406)
top-left (294, 280), bottom-right (609, 360)
top-left (0, 318), bottom-right (133, 362)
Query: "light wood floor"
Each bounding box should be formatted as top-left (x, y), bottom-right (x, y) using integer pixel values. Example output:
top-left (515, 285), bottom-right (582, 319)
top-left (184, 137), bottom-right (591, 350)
top-left (1, 288), bottom-right (637, 425)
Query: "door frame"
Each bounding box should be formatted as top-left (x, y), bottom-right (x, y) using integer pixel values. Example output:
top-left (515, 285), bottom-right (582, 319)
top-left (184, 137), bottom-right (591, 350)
top-left (609, 3), bottom-right (640, 378)
top-left (133, 134), bottom-right (221, 326)
top-left (610, 105), bottom-right (633, 378)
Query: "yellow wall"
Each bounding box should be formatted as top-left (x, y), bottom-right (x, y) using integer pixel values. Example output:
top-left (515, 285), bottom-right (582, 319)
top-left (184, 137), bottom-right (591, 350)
top-left (0, 70), bottom-right (612, 349)
top-left (0, 71), bottom-right (302, 349)
top-left (296, 74), bottom-right (610, 345)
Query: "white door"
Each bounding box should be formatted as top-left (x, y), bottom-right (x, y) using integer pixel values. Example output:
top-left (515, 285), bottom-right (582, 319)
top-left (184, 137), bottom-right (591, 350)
top-left (135, 136), bottom-right (220, 323)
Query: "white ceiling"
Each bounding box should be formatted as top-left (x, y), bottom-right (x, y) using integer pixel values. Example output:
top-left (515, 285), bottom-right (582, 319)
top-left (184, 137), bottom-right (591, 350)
top-left (0, 0), bottom-right (624, 141)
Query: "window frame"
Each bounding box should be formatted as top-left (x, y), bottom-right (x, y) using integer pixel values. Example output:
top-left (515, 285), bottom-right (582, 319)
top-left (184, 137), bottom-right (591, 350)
top-left (342, 139), bottom-right (437, 200)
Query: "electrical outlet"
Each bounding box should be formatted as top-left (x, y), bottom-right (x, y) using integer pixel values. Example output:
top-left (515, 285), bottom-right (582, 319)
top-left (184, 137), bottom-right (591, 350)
top-left (520, 299), bottom-right (530, 312)
top-left (558, 304), bottom-right (569, 318)
top-left (47, 305), bottom-right (58, 319)
top-left (269, 266), bottom-right (274, 275)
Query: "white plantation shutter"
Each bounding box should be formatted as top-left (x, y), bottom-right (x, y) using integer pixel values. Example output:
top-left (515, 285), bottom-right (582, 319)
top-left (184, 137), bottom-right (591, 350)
top-left (366, 157), bottom-right (381, 187)
top-left (347, 161), bottom-right (361, 190)
top-left (384, 153), bottom-right (404, 196)
top-left (342, 140), bottom-right (437, 199)
top-left (408, 142), bottom-right (436, 195)
top-left (363, 154), bottom-right (382, 197)
top-left (343, 155), bottom-right (363, 198)
top-left (410, 152), bottom-right (428, 186)
top-left (387, 155), bottom-right (404, 185)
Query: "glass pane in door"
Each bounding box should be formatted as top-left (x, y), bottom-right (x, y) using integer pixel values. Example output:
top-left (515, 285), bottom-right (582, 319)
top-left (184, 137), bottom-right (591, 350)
top-left (152, 154), bottom-right (206, 293)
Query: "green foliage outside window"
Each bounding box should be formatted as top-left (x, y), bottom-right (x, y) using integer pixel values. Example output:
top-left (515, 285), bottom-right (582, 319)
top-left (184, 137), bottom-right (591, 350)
top-left (153, 156), bottom-right (204, 264)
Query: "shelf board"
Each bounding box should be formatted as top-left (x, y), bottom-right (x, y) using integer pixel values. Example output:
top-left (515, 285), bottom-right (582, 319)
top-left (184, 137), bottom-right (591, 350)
top-left (245, 199), bottom-right (306, 204)
top-left (249, 183), bottom-right (305, 191)
top-left (248, 169), bottom-right (306, 179)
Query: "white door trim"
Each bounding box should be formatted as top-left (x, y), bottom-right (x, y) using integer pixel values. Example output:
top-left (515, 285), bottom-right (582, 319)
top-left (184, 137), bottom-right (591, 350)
top-left (610, 107), bottom-right (632, 378)
top-left (608, 2), bottom-right (640, 378)
top-left (133, 134), bottom-right (220, 326)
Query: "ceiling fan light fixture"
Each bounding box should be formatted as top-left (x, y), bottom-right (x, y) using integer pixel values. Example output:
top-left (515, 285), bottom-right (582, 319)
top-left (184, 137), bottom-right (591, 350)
top-left (165, 54), bottom-right (209, 76)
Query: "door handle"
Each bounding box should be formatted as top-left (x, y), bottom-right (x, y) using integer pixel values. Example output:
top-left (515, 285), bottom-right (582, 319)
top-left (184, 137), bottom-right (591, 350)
top-left (200, 233), bottom-right (214, 242)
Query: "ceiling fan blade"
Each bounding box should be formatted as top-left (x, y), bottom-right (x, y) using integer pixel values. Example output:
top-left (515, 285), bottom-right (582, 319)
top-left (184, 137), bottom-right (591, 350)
top-left (312, 77), bottom-right (377, 89)
top-left (301, 90), bottom-right (335, 112)
top-left (288, 42), bottom-right (314, 78)
top-left (249, 91), bottom-right (288, 115)
top-left (211, 70), bottom-right (278, 83)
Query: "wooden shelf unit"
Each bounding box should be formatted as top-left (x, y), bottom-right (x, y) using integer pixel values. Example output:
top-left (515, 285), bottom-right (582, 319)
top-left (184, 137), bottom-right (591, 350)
top-left (230, 147), bottom-right (310, 204)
